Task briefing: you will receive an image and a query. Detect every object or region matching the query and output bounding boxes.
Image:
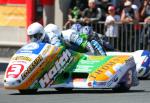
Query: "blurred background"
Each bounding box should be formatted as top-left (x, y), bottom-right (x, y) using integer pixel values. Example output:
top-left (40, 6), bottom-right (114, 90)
top-left (0, 0), bottom-right (150, 58)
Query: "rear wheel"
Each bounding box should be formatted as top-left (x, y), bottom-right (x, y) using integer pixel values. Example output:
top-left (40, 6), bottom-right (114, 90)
top-left (112, 83), bottom-right (130, 92)
top-left (55, 88), bottom-right (73, 92)
top-left (112, 69), bottom-right (133, 92)
top-left (19, 89), bottom-right (38, 94)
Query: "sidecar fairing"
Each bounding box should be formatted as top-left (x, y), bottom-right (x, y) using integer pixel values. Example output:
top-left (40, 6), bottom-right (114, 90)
top-left (4, 42), bottom-right (139, 93)
top-left (107, 50), bottom-right (150, 78)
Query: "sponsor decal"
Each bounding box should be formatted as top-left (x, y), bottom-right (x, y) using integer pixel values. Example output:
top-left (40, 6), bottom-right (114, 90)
top-left (73, 78), bottom-right (86, 82)
top-left (42, 45), bottom-right (51, 56)
top-left (6, 64), bottom-right (24, 78)
top-left (22, 43), bottom-right (39, 50)
top-left (143, 56), bottom-right (148, 63)
top-left (141, 50), bottom-right (150, 56)
top-left (39, 49), bottom-right (72, 88)
top-left (12, 56), bottom-right (32, 61)
top-left (141, 56), bottom-right (149, 67)
top-left (11, 60), bottom-right (28, 64)
top-left (88, 82), bottom-right (92, 87)
top-left (88, 56), bottom-right (129, 81)
top-left (106, 74), bottom-right (118, 87)
top-left (21, 55), bottom-right (43, 80)
top-left (93, 81), bottom-right (107, 87)
top-left (17, 43), bottom-right (45, 54)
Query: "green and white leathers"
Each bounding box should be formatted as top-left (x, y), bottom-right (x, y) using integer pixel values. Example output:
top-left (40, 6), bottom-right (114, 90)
top-left (61, 29), bottom-right (95, 54)
top-left (79, 26), bottom-right (106, 55)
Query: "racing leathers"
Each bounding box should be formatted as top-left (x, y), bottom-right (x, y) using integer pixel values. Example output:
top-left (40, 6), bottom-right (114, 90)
top-left (40, 32), bottom-right (64, 47)
top-left (61, 29), bottom-right (95, 54)
top-left (79, 32), bottom-right (107, 55)
top-left (89, 32), bottom-right (115, 51)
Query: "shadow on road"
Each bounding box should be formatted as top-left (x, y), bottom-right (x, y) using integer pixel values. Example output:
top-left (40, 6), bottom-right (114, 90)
top-left (9, 89), bottom-right (146, 95)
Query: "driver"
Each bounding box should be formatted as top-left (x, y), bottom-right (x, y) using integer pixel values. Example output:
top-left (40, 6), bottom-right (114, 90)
top-left (79, 26), bottom-right (106, 55)
top-left (27, 22), bottom-right (63, 47)
top-left (80, 25), bottom-right (115, 51)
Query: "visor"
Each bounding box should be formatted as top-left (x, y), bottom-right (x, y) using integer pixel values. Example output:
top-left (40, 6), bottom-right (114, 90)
top-left (29, 33), bottom-right (43, 42)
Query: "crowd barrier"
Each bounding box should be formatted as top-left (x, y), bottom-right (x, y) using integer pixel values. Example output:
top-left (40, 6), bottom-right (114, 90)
top-left (90, 22), bottom-right (150, 52)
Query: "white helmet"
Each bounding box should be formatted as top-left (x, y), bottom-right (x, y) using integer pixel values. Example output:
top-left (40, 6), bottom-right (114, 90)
top-left (44, 23), bottom-right (61, 37)
top-left (27, 22), bottom-right (45, 42)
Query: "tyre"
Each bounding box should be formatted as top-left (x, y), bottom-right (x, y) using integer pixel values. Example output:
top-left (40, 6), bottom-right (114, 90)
top-left (19, 89), bottom-right (38, 94)
top-left (55, 88), bottom-right (73, 92)
top-left (112, 83), bottom-right (130, 93)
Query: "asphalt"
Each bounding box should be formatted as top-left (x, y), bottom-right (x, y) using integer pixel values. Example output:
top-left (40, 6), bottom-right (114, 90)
top-left (0, 80), bottom-right (150, 103)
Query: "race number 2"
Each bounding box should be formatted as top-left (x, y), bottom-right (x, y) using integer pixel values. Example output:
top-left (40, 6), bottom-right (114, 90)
top-left (6, 64), bottom-right (24, 78)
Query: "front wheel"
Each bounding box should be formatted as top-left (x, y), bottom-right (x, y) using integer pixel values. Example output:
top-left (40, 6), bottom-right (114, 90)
top-left (19, 89), bottom-right (38, 94)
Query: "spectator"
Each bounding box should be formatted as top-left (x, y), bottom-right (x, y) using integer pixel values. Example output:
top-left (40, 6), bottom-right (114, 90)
top-left (125, 0), bottom-right (140, 12)
top-left (105, 6), bottom-right (120, 37)
top-left (104, 6), bottom-right (120, 49)
top-left (121, 0), bottom-right (139, 24)
top-left (63, 0), bottom-right (88, 29)
top-left (131, 0), bottom-right (142, 10)
top-left (140, 0), bottom-right (150, 23)
top-left (96, 0), bottom-right (112, 21)
top-left (63, 6), bottom-right (82, 29)
top-left (95, 0), bottom-right (113, 34)
top-left (110, 0), bottom-right (125, 14)
top-left (140, 0), bottom-right (150, 49)
top-left (69, 0), bottom-right (88, 12)
top-left (81, 0), bottom-right (102, 33)
top-left (81, 0), bottom-right (102, 25)
top-left (121, 1), bottom-right (140, 51)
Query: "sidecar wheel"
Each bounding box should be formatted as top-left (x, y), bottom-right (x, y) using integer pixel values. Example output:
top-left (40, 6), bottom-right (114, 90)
top-left (55, 88), bottom-right (73, 92)
top-left (19, 89), bottom-right (38, 94)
